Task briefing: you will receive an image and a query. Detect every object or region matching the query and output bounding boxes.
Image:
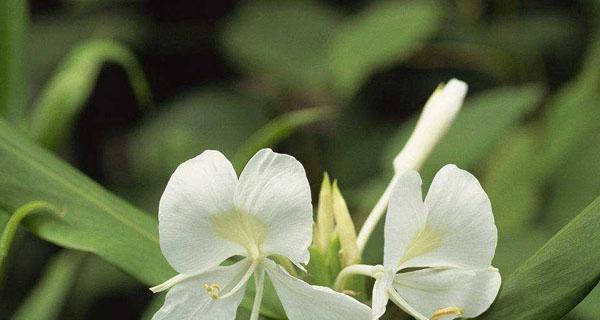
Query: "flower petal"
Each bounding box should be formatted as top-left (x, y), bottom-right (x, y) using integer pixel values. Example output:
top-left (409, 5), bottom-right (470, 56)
top-left (392, 267), bottom-right (501, 320)
top-left (402, 164), bottom-right (497, 269)
top-left (371, 269), bottom-right (394, 320)
top-left (384, 170), bottom-right (428, 269)
top-left (263, 260), bottom-right (371, 320)
top-left (152, 259), bottom-right (253, 320)
top-left (235, 149), bottom-right (313, 264)
top-left (159, 150), bottom-right (243, 274)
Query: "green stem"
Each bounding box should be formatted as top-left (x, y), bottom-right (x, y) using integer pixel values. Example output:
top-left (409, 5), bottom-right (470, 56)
top-left (0, 201), bottom-right (63, 281)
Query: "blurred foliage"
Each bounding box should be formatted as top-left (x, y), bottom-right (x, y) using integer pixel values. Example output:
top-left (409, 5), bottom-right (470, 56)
top-left (0, 0), bottom-right (28, 125)
top-left (0, 0), bottom-right (599, 319)
top-left (29, 39), bottom-right (152, 150)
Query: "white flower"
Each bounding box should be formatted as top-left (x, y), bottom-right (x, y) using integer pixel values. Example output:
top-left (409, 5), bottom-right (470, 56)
top-left (370, 165), bottom-right (501, 320)
top-left (150, 149), bottom-right (371, 320)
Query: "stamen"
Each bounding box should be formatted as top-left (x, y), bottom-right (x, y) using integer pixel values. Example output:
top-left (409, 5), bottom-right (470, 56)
top-left (216, 260), bottom-right (259, 300)
top-left (430, 306), bottom-right (464, 320)
top-left (149, 274), bottom-right (190, 293)
top-left (204, 283), bottom-right (221, 300)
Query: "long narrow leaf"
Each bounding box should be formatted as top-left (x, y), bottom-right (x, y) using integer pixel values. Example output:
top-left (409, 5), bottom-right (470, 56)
top-left (0, 119), bottom-right (172, 285)
top-left (480, 194), bottom-right (600, 320)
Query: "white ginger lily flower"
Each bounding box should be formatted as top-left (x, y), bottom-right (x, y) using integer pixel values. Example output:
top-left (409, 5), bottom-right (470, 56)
top-left (339, 165), bottom-right (501, 320)
top-left (150, 149), bottom-right (371, 320)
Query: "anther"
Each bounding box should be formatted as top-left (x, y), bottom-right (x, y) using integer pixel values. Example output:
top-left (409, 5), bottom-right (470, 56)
top-left (430, 306), bottom-right (464, 320)
top-left (204, 283), bottom-right (221, 300)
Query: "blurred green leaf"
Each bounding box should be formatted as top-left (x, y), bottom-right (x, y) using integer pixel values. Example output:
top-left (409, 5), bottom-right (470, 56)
top-left (220, 0), bottom-right (340, 92)
top-left (542, 32), bottom-right (600, 173)
top-left (482, 128), bottom-right (543, 234)
top-left (384, 85), bottom-right (544, 184)
top-left (493, 13), bottom-right (576, 53)
top-left (128, 89), bottom-right (268, 186)
top-left (29, 39), bottom-right (152, 150)
top-left (11, 251), bottom-right (85, 320)
top-left (234, 106), bottom-right (335, 170)
top-left (480, 194), bottom-right (600, 320)
top-left (545, 130), bottom-right (600, 232)
top-left (30, 11), bottom-right (146, 83)
top-left (66, 255), bottom-right (139, 318)
top-left (0, 119), bottom-right (172, 285)
top-left (329, 0), bottom-right (443, 98)
top-left (0, 0), bottom-right (27, 124)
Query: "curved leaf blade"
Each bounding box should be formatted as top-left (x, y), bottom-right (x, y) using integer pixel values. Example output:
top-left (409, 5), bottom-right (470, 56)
top-left (0, 119), bottom-right (172, 285)
top-left (29, 39), bottom-right (152, 149)
top-left (480, 195), bottom-right (600, 320)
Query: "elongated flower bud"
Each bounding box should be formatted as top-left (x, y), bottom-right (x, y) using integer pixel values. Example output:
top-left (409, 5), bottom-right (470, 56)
top-left (393, 79), bottom-right (468, 173)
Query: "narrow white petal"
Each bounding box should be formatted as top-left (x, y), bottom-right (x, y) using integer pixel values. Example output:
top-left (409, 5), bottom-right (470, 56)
top-left (384, 170), bottom-right (428, 269)
top-left (371, 269), bottom-right (394, 320)
top-left (392, 267), bottom-right (501, 320)
top-left (159, 150), bottom-right (244, 274)
top-left (152, 259), bottom-right (253, 320)
top-left (235, 149), bottom-right (313, 264)
top-left (263, 260), bottom-right (371, 320)
top-left (402, 164), bottom-right (497, 269)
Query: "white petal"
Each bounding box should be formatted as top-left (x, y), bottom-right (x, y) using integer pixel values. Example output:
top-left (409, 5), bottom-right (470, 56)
top-left (152, 259), bottom-right (253, 320)
top-left (371, 269), bottom-right (394, 320)
top-left (263, 260), bottom-right (371, 320)
top-left (159, 150), bottom-right (244, 274)
top-left (392, 267), bottom-right (501, 320)
top-left (235, 149), bottom-right (313, 264)
top-left (402, 164), bottom-right (497, 269)
top-left (384, 170), bottom-right (428, 269)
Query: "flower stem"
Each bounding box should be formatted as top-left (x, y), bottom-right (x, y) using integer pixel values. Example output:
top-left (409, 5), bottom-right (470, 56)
top-left (250, 265), bottom-right (265, 320)
top-left (333, 264), bottom-right (377, 291)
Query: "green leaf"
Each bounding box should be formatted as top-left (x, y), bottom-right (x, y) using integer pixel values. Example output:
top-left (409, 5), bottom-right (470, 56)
top-left (0, 0), bottom-right (27, 124)
top-left (329, 0), bottom-right (443, 98)
top-left (0, 119), bottom-right (172, 285)
top-left (481, 128), bottom-right (544, 234)
top-left (384, 85), bottom-right (545, 184)
top-left (67, 255), bottom-right (139, 317)
top-left (11, 251), bottom-right (85, 320)
top-left (234, 106), bottom-right (335, 171)
top-left (480, 194), bottom-right (600, 320)
top-left (220, 0), bottom-right (340, 92)
top-left (545, 130), bottom-right (600, 232)
top-left (542, 32), bottom-right (600, 173)
top-left (29, 39), bottom-right (152, 150)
